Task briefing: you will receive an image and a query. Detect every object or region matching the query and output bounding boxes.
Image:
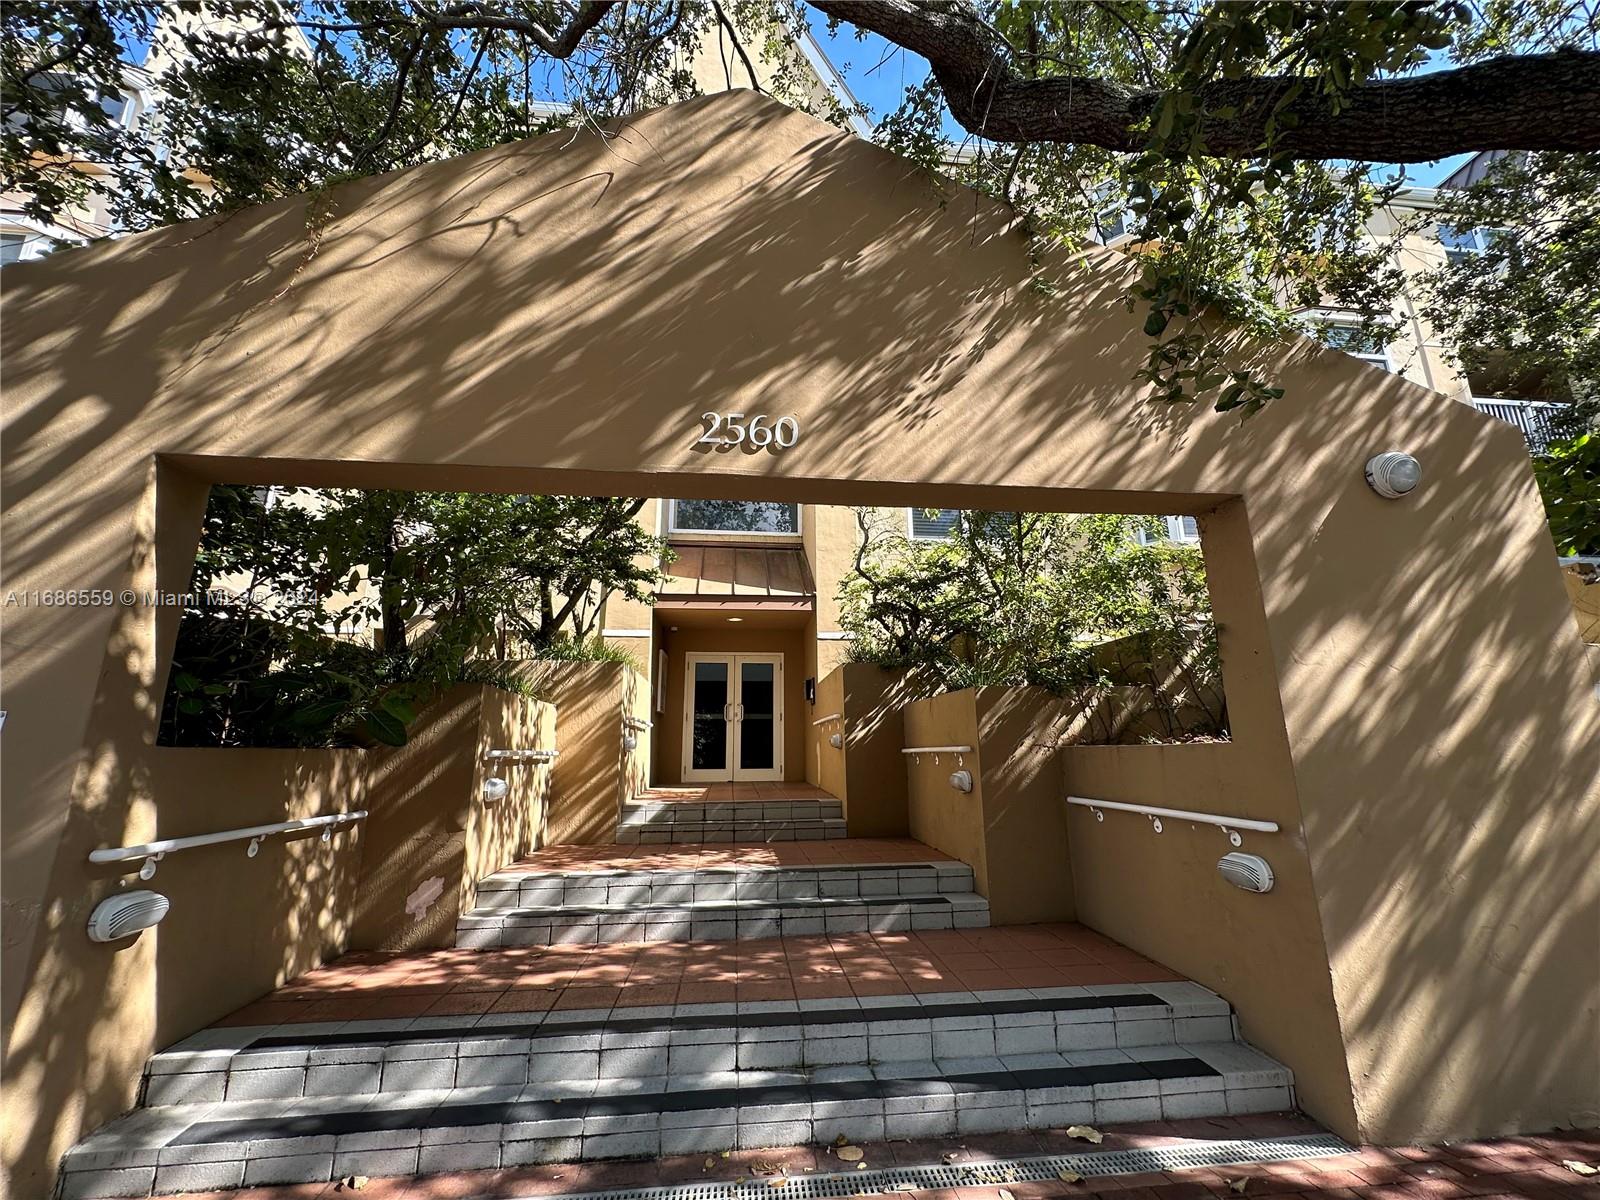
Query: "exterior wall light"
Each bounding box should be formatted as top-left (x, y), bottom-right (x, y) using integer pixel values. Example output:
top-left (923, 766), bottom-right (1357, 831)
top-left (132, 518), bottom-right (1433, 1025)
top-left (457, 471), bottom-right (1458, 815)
top-left (949, 769), bottom-right (974, 793)
top-left (829, 733), bottom-right (843, 749)
top-left (88, 889), bottom-right (170, 942)
top-left (481, 777), bottom-right (510, 803)
top-left (1364, 451), bottom-right (1422, 498)
top-left (1217, 851), bottom-right (1274, 894)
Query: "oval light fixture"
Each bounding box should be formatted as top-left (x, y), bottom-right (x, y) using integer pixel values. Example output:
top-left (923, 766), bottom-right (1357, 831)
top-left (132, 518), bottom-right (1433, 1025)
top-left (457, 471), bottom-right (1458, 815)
top-left (1217, 852), bottom-right (1275, 894)
top-left (481, 776), bottom-right (510, 803)
top-left (1365, 451), bottom-right (1422, 498)
top-left (88, 890), bottom-right (170, 943)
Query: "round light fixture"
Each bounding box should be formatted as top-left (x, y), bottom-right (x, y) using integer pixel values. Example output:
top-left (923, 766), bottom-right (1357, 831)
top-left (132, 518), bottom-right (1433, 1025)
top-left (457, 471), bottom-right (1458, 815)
top-left (481, 777), bottom-right (510, 803)
top-left (727, 616), bottom-right (743, 623)
top-left (1365, 451), bottom-right (1422, 498)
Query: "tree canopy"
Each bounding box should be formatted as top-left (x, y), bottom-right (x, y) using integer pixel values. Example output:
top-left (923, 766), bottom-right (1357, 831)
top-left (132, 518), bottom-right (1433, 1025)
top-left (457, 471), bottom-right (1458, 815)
top-left (161, 485), bottom-right (667, 746)
top-left (4, 1), bottom-right (1598, 417)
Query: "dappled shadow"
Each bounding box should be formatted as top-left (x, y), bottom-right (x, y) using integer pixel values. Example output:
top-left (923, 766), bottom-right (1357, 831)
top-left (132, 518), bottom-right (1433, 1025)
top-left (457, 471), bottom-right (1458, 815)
top-left (2, 87), bottom-right (1595, 1189)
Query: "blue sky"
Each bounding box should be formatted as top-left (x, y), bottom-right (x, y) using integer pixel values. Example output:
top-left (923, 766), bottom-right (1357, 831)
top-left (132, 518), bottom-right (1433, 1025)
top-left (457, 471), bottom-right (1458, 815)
top-left (804, 13), bottom-right (1474, 186)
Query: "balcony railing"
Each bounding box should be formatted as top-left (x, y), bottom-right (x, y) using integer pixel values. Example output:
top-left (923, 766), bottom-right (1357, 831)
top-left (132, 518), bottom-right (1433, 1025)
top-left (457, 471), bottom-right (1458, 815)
top-left (1470, 397), bottom-right (1565, 454)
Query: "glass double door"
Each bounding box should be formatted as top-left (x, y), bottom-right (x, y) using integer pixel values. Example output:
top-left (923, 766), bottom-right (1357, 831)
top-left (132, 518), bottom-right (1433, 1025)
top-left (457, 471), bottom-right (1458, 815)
top-left (682, 653), bottom-right (784, 782)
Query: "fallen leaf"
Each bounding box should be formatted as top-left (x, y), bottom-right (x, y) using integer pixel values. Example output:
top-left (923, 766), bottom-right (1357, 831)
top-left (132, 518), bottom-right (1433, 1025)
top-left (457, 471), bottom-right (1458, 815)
top-left (999, 1189), bottom-right (1015, 1200)
top-left (1064, 1125), bottom-right (1104, 1144)
top-left (769, 1179), bottom-right (789, 1188)
top-left (856, 1162), bottom-right (868, 1170)
top-left (836, 1134), bottom-right (850, 1147)
top-left (1057, 1171), bottom-right (1083, 1183)
top-left (338, 1178), bottom-right (369, 1192)
top-left (1564, 1161), bottom-right (1599, 1176)
top-left (837, 1145), bottom-right (865, 1162)
top-left (942, 1152), bottom-right (961, 1165)
top-left (704, 1158), bottom-right (716, 1171)
top-left (1227, 1179), bottom-right (1248, 1194)
top-left (753, 1161), bottom-right (781, 1176)
top-left (721, 1152), bottom-right (732, 1159)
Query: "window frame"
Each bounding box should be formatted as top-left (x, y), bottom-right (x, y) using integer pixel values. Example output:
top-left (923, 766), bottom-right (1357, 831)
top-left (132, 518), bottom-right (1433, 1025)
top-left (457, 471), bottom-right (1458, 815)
top-left (666, 499), bottom-right (803, 539)
top-left (906, 507), bottom-right (962, 541)
top-left (1307, 311), bottom-right (1393, 373)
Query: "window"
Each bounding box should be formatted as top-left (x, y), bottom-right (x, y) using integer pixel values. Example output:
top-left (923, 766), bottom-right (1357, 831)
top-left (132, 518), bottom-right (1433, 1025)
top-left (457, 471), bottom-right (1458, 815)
top-left (1136, 516), bottom-right (1200, 546)
top-left (908, 508), bottom-right (961, 540)
top-left (669, 500), bottom-right (799, 535)
top-left (1315, 321), bottom-right (1391, 372)
top-left (0, 232), bottom-right (26, 266)
top-left (1439, 224), bottom-right (1493, 267)
top-left (1096, 204), bottom-right (1132, 245)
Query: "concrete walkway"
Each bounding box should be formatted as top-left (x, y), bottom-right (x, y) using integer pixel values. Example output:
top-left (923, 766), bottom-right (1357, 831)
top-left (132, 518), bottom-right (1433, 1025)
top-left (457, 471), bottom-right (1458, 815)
top-left (154, 1116), bottom-right (1600, 1199)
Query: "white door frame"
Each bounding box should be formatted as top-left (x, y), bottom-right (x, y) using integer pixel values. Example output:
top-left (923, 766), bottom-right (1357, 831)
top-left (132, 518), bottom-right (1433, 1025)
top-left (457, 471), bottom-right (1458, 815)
top-left (681, 652), bottom-right (784, 783)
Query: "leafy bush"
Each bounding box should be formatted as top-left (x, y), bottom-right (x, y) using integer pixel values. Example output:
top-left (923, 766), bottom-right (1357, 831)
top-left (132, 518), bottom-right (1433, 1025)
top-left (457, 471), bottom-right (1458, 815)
top-left (159, 484), bottom-right (667, 746)
top-left (839, 508), bottom-right (1226, 740)
top-left (1534, 432), bottom-right (1599, 558)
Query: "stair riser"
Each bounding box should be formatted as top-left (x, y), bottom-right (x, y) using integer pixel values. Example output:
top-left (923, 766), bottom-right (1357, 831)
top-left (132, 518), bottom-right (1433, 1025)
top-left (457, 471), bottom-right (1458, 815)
top-left (142, 1012), bottom-right (1239, 1107)
top-left (475, 866), bottom-right (975, 909)
top-left (65, 1078), bottom-right (1293, 1197)
top-left (620, 803), bottom-right (844, 824)
top-left (616, 821), bottom-right (846, 844)
top-left (457, 904), bottom-right (989, 946)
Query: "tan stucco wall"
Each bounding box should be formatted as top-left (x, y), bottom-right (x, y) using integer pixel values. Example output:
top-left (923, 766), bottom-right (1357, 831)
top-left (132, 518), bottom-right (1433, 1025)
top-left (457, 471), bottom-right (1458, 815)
top-left (808, 663), bottom-right (847, 798)
top-left (1062, 740), bottom-right (1356, 1136)
top-left (654, 625), bottom-right (807, 783)
top-left (506, 661), bottom-right (645, 843)
top-left (1565, 566), bottom-right (1600, 643)
top-left (349, 686), bottom-right (555, 951)
top-left (903, 687), bottom-right (1077, 924)
top-left (2, 92), bottom-right (1595, 1182)
top-left (904, 690), bottom-right (985, 884)
top-left (0, 680), bottom-right (535, 1196)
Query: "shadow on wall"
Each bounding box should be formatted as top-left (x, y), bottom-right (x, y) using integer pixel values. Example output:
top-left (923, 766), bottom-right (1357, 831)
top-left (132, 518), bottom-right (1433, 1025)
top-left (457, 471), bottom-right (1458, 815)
top-left (504, 660), bottom-right (645, 845)
top-left (0, 90), bottom-right (1594, 1178)
top-left (0, 684), bottom-right (545, 1195)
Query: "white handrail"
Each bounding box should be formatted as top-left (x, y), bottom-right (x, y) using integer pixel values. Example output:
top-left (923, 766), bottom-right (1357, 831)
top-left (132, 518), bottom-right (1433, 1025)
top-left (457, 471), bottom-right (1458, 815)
top-left (89, 811), bottom-right (367, 872)
top-left (811, 713), bottom-right (843, 726)
top-left (623, 717), bottom-right (653, 731)
top-left (901, 745), bottom-right (973, 755)
top-left (1066, 795), bottom-right (1278, 844)
top-left (484, 749), bottom-right (560, 762)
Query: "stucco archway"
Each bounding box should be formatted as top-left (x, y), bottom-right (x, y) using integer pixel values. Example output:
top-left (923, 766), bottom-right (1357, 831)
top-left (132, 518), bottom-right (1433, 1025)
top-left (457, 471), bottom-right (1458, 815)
top-left (3, 91), bottom-right (1596, 1187)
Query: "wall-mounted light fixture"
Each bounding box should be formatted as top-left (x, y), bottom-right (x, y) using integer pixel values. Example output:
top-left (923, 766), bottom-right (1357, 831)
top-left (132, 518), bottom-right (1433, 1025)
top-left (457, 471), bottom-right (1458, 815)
top-left (829, 733), bottom-right (843, 749)
top-left (88, 890), bottom-right (170, 943)
top-left (1217, 851), bottom-right (1275, 894)
top-left (1364, 451), bottom-right (1421, 498)
top-left (949, 769), bottom-right (974, 793)
top-left (481, 777), bottom-right (510, 803)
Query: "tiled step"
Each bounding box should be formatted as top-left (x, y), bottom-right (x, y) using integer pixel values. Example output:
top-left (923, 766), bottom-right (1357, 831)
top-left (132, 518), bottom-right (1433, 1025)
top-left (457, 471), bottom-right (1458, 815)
top-left (615, 801), bottom-right (845, 844)
top-left (139, 984), bottom-right (1239, 1106)
top-left (472, 859), bottom-right (975, 909)
top-left (456, 890), bottom-right (990, 946)
top-left (66, 1043), bottom-right (1293, 1196)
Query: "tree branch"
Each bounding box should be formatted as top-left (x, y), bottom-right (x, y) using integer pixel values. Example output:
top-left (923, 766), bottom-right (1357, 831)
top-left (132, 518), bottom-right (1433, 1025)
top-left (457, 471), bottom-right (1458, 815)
top-left (810, 0), bottom-right (1600, 159)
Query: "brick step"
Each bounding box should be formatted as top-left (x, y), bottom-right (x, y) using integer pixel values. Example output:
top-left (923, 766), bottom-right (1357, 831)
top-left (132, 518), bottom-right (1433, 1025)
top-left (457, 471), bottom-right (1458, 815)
top-left (140, 984), bottom-right (1239, 1108)
top-left (615, 816), bottom-right (847, 844)
top-left (455, 890), bottom-right (990, 947)
top-left (473, 859), bottom-right (975, 909)
top-left (66, 1044), bottom-right (1294, 1196)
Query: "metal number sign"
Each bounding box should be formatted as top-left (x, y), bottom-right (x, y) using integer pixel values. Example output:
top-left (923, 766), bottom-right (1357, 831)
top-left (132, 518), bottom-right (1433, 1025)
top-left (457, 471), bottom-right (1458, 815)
top-left (697, 412), bottom-right (799, 450)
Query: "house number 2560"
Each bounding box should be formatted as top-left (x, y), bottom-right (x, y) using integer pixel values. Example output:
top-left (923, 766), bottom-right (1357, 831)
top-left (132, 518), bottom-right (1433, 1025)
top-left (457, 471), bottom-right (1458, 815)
top-left (697, 412), bottom-right (799, 450)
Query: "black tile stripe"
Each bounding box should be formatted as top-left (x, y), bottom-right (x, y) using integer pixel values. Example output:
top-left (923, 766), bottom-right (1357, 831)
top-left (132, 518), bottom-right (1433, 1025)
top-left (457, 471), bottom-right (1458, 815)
top-left (237, 992), bottom-right (1170, 1055)
top-left (170, 1056), bottom-right (1220, 1146)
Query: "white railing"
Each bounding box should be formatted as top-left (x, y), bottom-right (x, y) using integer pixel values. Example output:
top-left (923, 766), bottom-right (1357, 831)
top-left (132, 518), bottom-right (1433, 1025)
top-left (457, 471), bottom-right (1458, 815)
top-left (902, 744), bottom-right (973, 764)
top-left (484, 748), bottom-right (559, 763)
top-left (1067, 795), bottom-right (1277, 847)
top-left (811, 713), bottom-right (843, 726)
top-left (623, 717), bottom-right (653, 731)
top-left (1470, 397), bottom-right (1564, 453)
top-left (89, 811), bottom-right (368, 879)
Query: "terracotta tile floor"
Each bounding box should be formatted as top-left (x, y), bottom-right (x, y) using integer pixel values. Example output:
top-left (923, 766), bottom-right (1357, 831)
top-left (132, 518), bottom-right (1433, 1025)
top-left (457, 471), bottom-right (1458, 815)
top-left (215, 924), bottom-right (1185, 1026)
top-left (635, 783), bottom-right (837, 803)
top-left (171, 1118), bottom-right (1600, 1199)
top-left (492, 838), bottom-right (954, 873)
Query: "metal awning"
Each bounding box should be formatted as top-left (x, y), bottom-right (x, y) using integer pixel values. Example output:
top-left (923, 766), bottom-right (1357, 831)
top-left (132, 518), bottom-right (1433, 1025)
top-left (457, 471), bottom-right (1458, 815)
top-left (656, 545), bottom-right (815, 609)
